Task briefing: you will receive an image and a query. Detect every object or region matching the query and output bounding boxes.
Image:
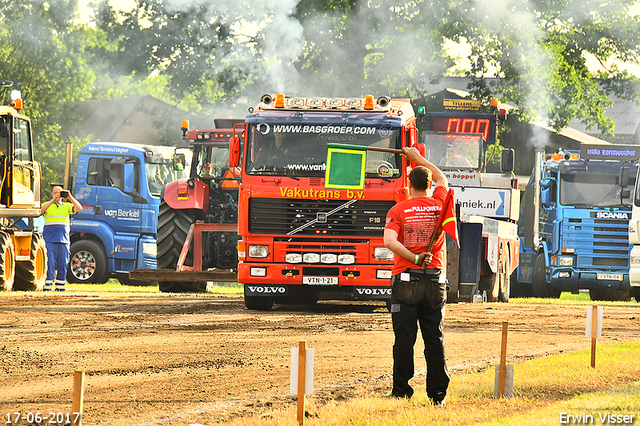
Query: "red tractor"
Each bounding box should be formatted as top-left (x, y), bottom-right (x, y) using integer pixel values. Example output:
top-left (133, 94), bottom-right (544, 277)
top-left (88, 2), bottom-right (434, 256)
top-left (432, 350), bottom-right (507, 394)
top-left (154, 119), bottom-right (242, 292)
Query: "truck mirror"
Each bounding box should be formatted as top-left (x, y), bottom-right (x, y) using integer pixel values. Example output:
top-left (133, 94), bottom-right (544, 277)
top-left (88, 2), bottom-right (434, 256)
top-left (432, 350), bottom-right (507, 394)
top-left (229, 135), bottom-right (240, 168)
top-left (540, 186), bottom-right (551, 208)
top-left (0, 118), bottom-right (7, 138)
top-left (500, 148), bottom-right (515, 173)
top-left (619, 165), bottom-right (630, 188)
top-left (410, 143), bottom-right (425, 169)
top-left (123, 163), bottom-right (135, 193)
top-left (173, 153), bottom-right (186, 171)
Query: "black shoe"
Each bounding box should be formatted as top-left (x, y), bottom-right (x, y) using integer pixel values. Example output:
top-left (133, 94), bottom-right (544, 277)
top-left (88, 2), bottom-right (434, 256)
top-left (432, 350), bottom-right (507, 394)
top-left (431, 398), bottom-right (446, 406)
top-left (43, 288), bottom-right (52, 292)
top-left (384, 392), bottom-right (410, 399)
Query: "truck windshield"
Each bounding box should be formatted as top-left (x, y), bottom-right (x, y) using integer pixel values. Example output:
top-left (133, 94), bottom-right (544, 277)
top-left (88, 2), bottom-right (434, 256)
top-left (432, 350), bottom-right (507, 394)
top-left (559, 162), bottom-right (637, 208)
top-left (423, 133), bottom-right (482, 170)
top-left (245, 123), bottom-right (402, 178)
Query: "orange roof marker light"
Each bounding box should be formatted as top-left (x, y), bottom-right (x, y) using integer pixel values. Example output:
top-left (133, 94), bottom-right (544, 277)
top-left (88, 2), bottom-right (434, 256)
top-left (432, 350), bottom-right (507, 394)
top-left (275, 93), bottom-right (285, 108)
top-left (363, 95), bottom-right (374, 110)
top-left (490, 98), bottom-right (499, 107)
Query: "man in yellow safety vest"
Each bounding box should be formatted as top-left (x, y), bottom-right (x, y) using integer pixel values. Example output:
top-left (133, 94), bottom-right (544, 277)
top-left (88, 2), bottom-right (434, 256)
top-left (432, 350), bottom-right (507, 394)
top-left (40, 186), bottom-right (82, 291)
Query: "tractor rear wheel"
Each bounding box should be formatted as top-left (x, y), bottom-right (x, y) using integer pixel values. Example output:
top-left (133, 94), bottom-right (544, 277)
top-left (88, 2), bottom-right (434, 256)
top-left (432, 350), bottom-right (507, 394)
top-left (0, 232), bottom-right (16, 291)
top-left (14, 234), bottom-right (46, 291)
top-left (157, 201), bottom-right (195, 270)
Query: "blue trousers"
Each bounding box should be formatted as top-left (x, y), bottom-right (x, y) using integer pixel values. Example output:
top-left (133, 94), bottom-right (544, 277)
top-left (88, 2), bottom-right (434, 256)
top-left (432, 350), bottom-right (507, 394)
top-left (45, 242), bottom-right (70, 289)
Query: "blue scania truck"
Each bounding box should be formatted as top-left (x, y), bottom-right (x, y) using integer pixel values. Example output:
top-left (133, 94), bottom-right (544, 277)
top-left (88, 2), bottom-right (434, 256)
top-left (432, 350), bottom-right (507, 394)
top-left (68, 142), bottom-right (189, 285)
top-left (515, 145), bottom-right (638, 301)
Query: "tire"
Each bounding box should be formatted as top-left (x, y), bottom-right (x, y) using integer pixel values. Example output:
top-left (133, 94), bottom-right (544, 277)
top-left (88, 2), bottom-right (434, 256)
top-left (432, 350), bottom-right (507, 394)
top-left (498, 258), bottom-right (511, 303)
top-left (157, 202), bottom-right (195, 270)
top-left (158, 281), bottom-right (209, 293)
top-left (532, 253), bottom-right (561, 298)
top-left (509, 268), bottom-right (534, 298)
top-left (116, 273), bottom-right (157, 287)
top-left (480, 262), bottom-right (499, 303)
top-left (245, 295), bottom-right (274, 311)
top-left (68, 240), bottom-right (109, 284)
top-left (0, 232), bottom-right (16, 291)
top-left (589, 288), bottom-right (631, 302)
top-left (14, 234), bottom-right (47, 291)
top-left (632, 287), bottom-right (640, 303)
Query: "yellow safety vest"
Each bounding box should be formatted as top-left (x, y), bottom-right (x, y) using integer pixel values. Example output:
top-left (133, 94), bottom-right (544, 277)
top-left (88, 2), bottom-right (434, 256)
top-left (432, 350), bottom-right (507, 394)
top-left (44, 203), bottom-right (74, 225)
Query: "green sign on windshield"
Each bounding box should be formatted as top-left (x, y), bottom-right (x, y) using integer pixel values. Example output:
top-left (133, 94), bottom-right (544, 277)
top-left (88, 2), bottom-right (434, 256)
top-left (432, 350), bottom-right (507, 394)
top-left (324, 143), bottom-right (367, 190)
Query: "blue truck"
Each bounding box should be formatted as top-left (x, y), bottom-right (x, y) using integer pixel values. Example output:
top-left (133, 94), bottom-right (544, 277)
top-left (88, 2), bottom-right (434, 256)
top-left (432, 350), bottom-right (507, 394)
top-left (515, 145), bottom-right (638, 301)
top-left (68, 142), bottom-right (189, 285)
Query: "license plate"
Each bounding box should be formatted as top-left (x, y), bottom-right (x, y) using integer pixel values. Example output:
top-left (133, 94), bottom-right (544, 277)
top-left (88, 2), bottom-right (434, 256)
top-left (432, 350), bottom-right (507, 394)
top-left (597, 273), bottom-right (623, 281)
top-left (303, 276), bottom-right (338, 285)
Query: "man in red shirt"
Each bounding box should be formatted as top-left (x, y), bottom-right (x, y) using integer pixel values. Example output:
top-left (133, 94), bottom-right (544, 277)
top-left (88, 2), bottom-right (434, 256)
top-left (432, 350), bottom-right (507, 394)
top-left (383, 147), bottom-right (449, 404)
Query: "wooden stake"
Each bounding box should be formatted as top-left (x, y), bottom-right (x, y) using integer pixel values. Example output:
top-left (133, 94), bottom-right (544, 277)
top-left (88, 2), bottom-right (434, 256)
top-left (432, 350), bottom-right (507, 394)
top-left (71, 370), bottom-right (85, 426)
top-left (591, 305), bottom-right (597, 368)
top-left (499, 322), bottom-right (508, 397)
top-left (297, 341), bottom-right (306, 426)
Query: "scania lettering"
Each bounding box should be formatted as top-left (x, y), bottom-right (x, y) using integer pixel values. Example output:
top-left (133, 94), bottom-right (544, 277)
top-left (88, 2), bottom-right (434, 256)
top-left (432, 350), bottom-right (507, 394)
top-left (516, 146), bottom-right (638, 301)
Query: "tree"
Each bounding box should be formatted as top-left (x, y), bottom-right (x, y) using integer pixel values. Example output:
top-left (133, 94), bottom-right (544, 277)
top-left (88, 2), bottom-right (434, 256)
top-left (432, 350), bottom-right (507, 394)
top-left (293, 0), bottom-right (640, 135)
top-left (0, 0), bottom-right (105, 191)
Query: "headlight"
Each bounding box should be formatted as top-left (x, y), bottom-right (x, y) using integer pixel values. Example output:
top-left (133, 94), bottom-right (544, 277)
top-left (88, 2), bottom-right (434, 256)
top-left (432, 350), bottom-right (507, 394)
top-left (286, 253), bottom-right (302, 263)
top-left (338, 254), bottom-right (355, 264)
top-left (250, 267), bottom-right (267, 277)
top-left (321, 253), bottom-right (338, 263)
top-left (142, 242), bottom-right (157, 256)
top-left (248, 245), bottom-right (269, 258)
top-left (376, 270), bottom-right (392, 279)
top-left (631, 256), bottom-right (640, 266)
top-left (374, 247), bottom-right (394, 261)
top-left (559, 256), bottom-right (573, 266)
top-left (303, 253), bottom-right (320, 263)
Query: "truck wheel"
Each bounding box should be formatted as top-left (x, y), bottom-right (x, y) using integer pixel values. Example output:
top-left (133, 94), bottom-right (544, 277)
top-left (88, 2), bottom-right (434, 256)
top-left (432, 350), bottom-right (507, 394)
top-left (68, 240), bottom-right (109, 284)
top-left (632, 288), bottom-right (640, 303)
top-left (245, 296), bottom-right (274, 311)
top-left (0, 232), bottom-right (16, 291)
top-left (497, 251), bottom-right (511, 303)
top-left (589, 288), bottom-right (631, 302)
top-left (480, 271), bottom-right (499, 302)
top-left (498, 264), bottom-right (510, 303)
top-left (157, 202), bottom-right (195, 270)
top-left (532, 254), bottom-right (561, 298)
top-left (14, 234), bottom-right (46, 291)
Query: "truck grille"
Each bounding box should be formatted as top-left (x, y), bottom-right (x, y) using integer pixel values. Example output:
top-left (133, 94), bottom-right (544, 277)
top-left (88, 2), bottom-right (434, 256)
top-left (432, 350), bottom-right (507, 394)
top-left (249, 198), bottom-right (394, 236)
top-left (562, 218), bottom-right (630, 268)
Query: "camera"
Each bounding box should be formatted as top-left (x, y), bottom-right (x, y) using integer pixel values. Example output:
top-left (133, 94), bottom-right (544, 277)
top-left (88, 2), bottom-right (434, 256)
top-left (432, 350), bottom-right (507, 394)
top-left (60, 190), bottom-right (69, 198)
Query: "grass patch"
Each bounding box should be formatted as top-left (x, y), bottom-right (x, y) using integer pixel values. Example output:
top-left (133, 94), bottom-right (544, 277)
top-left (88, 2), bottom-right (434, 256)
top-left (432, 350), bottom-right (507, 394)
top-left (511, 291), bottom-right (640, 306)
top-left (225, 342), bottom-right (640, 426)
top-left (3, 280), bottom-right (243, 296)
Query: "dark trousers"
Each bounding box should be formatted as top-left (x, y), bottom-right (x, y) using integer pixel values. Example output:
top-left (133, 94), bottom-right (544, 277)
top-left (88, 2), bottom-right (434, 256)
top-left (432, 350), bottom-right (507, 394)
top-left (390, 271), bottom-right (450, 400)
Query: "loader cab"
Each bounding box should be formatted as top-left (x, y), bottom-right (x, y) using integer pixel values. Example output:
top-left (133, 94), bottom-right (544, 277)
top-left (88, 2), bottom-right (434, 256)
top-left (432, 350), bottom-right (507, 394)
top-left (0, 107), bottom-right (40, 211)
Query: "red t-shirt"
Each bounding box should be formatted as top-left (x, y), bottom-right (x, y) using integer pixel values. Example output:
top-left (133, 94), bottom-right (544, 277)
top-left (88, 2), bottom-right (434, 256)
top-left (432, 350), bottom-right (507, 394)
top-left (385, 185), bottom-right (448, 275)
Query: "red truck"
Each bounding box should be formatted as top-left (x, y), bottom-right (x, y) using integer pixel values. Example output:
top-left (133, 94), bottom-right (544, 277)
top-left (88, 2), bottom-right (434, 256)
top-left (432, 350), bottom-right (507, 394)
top-left (228, 94), bottom-right (421, 310)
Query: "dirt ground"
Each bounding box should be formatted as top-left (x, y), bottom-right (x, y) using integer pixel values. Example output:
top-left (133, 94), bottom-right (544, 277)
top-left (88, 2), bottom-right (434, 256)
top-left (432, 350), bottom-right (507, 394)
top-left (1, 292), bottom-right (639, 426)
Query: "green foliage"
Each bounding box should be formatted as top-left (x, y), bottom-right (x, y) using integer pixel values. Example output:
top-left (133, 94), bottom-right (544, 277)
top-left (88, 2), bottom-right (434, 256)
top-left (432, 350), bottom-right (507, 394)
top-left (1, 0), bottom-right (640, 189)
